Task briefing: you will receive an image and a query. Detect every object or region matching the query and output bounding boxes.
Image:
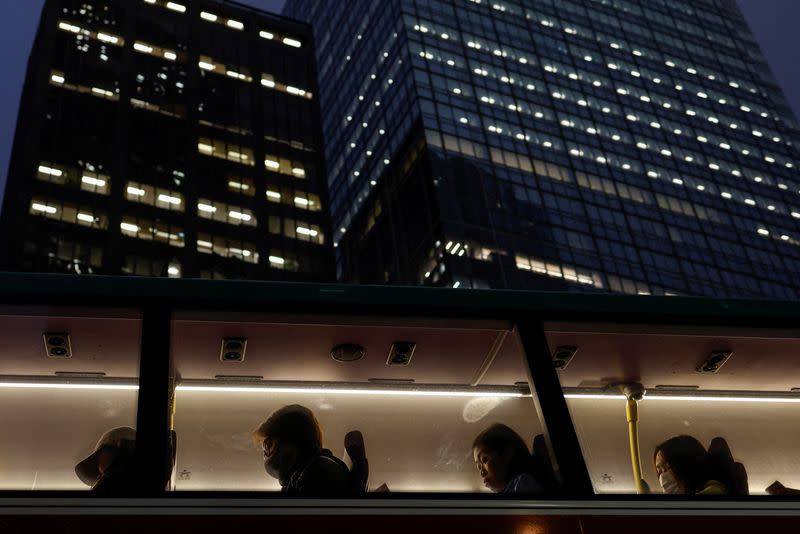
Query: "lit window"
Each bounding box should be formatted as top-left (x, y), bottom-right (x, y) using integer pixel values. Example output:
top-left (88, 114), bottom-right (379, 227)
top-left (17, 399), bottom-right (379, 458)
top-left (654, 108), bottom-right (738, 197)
top-left (296, 226), bottom-right (318, 237)
top-left (261, 74), bottom-right (276, 88)
top-left (96, 32), bottom-right (119, 44)
top-left (157, 194), bottom-right (181, 206)
top-left (228, 211), bottom-right (251, 222)
top-left (38, 165), bottom-right (63, 177)
top-left (32, 202), bottom-right (57, 214)
top-left (165, 2), bottom-right (186, 13)
top-left (58, 21), bottom-right (81, 33)
top-left (133, 42), bottom-right (153, 53)
top-left (81, 175), bottom-right (106, 187)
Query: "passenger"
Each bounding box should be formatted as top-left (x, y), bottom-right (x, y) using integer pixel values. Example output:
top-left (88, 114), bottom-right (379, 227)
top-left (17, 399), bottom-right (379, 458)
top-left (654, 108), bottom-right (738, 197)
top-left (766, 481), bottom-right (800, 495)
top-left (654, 435), bottom-right (727, 495)
top-left (75, 426), bottom-right (137, 494)
top-left (472, 423), bottom-right (545, 495)
top-left (253, 404), bottom-right (349, 496)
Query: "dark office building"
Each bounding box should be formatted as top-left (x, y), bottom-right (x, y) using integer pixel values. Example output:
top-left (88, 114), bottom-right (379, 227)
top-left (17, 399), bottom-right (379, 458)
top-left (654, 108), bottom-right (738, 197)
top-left (285, 0), bottom-right (800, 298)
top-left (0, 0), bottom-right (333, 281)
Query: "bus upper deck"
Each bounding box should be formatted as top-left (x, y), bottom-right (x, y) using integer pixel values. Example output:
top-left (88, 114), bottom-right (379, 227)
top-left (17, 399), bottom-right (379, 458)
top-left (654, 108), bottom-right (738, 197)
top-left (0, 272), bottom-right (799, 532)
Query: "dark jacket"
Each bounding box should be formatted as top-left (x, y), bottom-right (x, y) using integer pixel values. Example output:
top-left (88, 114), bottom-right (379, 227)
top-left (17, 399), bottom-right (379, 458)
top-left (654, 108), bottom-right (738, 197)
top-left (282, 448), bottom-right (350, 496)
top-left (92, 455), bottom-right (137, 494)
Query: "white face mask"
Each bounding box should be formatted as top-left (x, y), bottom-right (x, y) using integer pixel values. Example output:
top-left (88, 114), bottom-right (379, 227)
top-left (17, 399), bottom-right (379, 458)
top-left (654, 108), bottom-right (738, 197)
top-left (659, 470), bottom-right (681, 494)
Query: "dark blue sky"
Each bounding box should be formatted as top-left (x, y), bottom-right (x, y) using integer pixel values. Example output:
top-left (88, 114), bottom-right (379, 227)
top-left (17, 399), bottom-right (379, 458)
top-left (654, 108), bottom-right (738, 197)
top-left (1, 0), bottom-right (798, 208)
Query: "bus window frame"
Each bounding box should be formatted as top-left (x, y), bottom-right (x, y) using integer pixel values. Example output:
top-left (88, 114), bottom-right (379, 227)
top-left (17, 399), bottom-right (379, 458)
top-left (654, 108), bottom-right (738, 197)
top-left (0, 273), bottom-right (799, 505)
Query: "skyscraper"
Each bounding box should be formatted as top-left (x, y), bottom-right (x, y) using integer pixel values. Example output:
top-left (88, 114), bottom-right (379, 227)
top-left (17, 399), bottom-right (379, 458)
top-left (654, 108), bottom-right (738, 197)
top-left (285, 0), bottom-right (800, 298)
top-left (1, 0), bottom-right (334, 281)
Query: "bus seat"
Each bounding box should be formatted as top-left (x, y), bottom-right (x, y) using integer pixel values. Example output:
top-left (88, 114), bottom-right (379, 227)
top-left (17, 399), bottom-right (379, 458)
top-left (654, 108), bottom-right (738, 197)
top-left (532, 434), bottom-right (556, 490)
top-left (708, 437), bottom-right (749, 496)
top-left (344, 430), bottom-right (369, 494)
top-left (166, 430), bottom-right (177, 491)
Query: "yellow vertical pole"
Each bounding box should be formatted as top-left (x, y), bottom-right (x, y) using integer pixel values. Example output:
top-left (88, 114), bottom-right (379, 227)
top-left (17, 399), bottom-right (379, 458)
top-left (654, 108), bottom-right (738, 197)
top-left (626, 397), bottom-right (645, 494)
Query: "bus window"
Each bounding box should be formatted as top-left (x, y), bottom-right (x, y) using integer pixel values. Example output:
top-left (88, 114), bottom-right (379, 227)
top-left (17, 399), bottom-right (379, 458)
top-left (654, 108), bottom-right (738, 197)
top-left (170, 312), bottom-right (549, 494)
top-left (0, 306), bottom-right (141, 490)
top-left (547, 322), bottom-right (800, 495)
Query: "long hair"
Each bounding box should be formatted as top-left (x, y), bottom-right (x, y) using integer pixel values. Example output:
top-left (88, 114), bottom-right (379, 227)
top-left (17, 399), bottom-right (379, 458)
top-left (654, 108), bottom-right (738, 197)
top-left (253, 404), bottom-right (323, 456)
top-left (654, 435), bottom-right (711, 494)
top-left (472, 423), bottom-right (534, 484)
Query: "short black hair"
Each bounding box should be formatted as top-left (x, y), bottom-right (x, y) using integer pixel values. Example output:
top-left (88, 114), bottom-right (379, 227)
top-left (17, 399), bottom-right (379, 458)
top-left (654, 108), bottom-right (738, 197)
top-left (254, 404), bottom-right (322, 455)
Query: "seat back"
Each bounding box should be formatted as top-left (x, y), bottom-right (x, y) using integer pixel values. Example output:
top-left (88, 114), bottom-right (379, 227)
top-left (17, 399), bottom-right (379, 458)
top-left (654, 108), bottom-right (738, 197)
top-left (531, 434), bottom-right (557, 491)
top-left (344, 430), bottom-right (369, 494)
top-left (166, 430), bottom-right (177, 491)
top-left (707, 436), bottom-right (749, 496)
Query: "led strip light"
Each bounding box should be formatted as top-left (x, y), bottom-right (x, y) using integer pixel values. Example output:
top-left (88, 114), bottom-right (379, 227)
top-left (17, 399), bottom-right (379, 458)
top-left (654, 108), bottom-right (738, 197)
top-left (563, 390), bottom-right (800, 403)
top-left (1, 378), bottom-right (798, 403)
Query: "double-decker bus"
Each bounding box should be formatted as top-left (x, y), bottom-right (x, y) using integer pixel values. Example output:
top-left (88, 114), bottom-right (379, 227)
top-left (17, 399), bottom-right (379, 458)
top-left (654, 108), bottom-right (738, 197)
top-left (0, 273), bottom-right (798, 532)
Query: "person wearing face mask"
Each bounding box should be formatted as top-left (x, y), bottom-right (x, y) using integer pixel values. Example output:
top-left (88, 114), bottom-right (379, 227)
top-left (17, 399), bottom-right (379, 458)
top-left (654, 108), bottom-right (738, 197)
top-left (472, 423), bottom-right (546, 495)
top-left (253, 404), bottom-right (350, 496)
top-left (653, 435), bottom-right (728, 496)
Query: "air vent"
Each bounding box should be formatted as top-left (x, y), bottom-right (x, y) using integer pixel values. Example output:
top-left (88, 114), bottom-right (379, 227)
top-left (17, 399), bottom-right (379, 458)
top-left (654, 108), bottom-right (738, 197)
top-left (55, 371), bottom-right (105, 378)
top-left (386, 341), bottom-right (416, 366)
top-left (697, 350), bottom-right (732, 373)
top-left (331, 343), bottom-right (366, 362)
top-left (552, 346), bottom-right (577, 370)
top-left (43, 332), bottom-right (72, 359)
top-left (220, 337), bottom-right (247, 362)
top-left (368, 378), bottom-right (415, 384)
top-left (214, 375), bottom-right (263, 381)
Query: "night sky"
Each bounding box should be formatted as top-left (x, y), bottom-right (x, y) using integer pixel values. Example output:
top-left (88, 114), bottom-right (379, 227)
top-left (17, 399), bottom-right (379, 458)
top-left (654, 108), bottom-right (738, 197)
top-left (1, 0), bottom-right (798, 208)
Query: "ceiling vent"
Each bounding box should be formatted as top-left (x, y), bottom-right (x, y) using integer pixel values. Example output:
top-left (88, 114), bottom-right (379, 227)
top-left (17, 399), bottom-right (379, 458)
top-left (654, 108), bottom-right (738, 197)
top-left (43, 332), bottom-right (72, 359)
top-left (386, 341), bottom-right (416, 366)
top-left (331, 343), bottom-right (366, 362)
top-left (220, 337), bottom-right (247, 362)
top-left (697, 350), bottom-right (732, 373)
top-left (552, 346), bottom-right (577, 370)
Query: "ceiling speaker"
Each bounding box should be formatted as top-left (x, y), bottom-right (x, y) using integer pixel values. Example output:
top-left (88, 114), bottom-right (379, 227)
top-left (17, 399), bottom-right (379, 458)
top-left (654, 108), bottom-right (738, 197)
top-left (43, 332), bottom-right (72, 359)
top-left (220, 337), bottom-right (247, 362)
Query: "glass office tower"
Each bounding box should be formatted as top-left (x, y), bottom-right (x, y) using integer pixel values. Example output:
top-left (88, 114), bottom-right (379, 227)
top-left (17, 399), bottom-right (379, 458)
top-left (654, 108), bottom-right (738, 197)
top-left (0, 0), bottom-right (334, 281)
top-left (284, 0), bottom-right (800, 298)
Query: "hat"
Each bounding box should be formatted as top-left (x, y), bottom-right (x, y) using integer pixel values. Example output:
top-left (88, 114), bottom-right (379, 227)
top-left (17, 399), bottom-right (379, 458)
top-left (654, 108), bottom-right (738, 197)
top-left (75, 426), bottom-right (136, 486)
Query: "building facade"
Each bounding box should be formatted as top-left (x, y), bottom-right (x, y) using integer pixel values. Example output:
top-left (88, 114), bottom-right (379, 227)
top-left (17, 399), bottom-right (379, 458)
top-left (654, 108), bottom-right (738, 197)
top-left (0, 0), bottom-right (334, 281)
top-left (285, 0), bottom-right (800, 298)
